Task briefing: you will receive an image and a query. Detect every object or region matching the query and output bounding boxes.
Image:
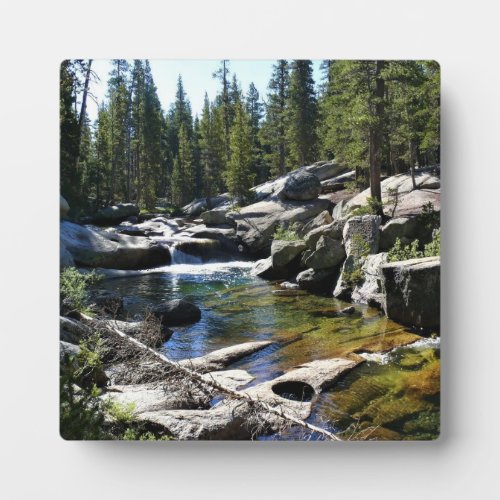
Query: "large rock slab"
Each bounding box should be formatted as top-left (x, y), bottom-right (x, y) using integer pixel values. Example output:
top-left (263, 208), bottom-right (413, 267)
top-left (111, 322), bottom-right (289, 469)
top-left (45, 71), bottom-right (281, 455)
top-left (61, 220), bottom-right (171, 270)
top-left (380, 256), bottom-right (440, 329)
top-left (305, 236), bottom-right (345, 270)
top-left (343, 168), bottom-right (440, 218)
top-left (283, 170), bottom-right (321, 201)
top-left (271, 240), bottom-right (307, 268)
top-left (138, 357), bottom-right (360, 440)
top-left (230, 198), bottom-right (331, 254)
top-left (343, 215), bottom-right (382, 257)
top-left (93, 203), bottom-right (140, 225)
top-left (182, 224), bottom-right (240, 255)
top-left (179, 341), bottom-right (273, 372)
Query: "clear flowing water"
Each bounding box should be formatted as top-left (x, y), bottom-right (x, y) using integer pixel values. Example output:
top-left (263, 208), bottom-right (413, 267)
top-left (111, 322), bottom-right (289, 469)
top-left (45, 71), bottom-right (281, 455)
top-left (96, 260), bottom-right (440, 440)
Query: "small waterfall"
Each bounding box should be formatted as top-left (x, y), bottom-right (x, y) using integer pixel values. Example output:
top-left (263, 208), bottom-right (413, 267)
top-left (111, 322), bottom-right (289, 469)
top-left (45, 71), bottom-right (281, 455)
top-left (170, 244), bottom-right (203, 265)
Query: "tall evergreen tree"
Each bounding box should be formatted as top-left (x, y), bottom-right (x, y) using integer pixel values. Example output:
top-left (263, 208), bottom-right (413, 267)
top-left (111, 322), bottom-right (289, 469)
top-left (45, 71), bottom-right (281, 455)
top-left (213, 60), bottom-right (231, 164)
top-left (286, 59), bottom-right (318, 167)
top-left (261, 60), bottom-right (290, 178)
top-left (246, 82), bottom-right (265, 183)
top-left (225, 96), bottom-right (255, 200)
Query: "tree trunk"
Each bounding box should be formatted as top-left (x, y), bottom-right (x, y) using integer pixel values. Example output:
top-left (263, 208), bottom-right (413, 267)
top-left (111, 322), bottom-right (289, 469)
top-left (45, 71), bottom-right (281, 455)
top-left (369, 60), bottom-right (384, 215)
top-left (409, 139), bottom-right (417, 190)
top-left (74, 60), bottom-right (92, 185)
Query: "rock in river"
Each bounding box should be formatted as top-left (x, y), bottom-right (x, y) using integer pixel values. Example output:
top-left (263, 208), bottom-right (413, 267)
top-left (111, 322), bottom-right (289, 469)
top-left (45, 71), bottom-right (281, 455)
top-left (152, 299), bottom-right (202, 326)
top-left (305, 235), bottom-right (345, 270)
top-left (271, 240), bottom-right (307, 268)
top-left (296, 267), bottom-right (337, 292)
top-left (380, 256), bottom-right (440, 329)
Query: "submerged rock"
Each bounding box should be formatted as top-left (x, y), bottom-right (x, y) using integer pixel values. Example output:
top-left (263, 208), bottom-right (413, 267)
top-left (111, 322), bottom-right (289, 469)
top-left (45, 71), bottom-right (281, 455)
top-left (283, 170), bottom-right (321, 201)
top-left (178, 340), bottom-right (273, 372)
top-left (380, 256), bottom-right (440, 329)
top-left (152, 299), bottom-right (201, 326)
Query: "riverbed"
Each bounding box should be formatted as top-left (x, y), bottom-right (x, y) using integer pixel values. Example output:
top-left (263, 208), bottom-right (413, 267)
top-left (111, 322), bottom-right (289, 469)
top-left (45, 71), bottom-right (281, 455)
top-left (96, 261), bottom-right (440, 440)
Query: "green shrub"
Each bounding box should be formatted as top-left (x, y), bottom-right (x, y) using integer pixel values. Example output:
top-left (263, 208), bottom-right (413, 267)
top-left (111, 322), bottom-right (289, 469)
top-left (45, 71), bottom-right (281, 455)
top-left (60, 267), bottom-right (102, 312)
top-left (418, 202), bottom-right (440, 231)
top-left (343, 267), bottom-right (365, 287)
top-left (350, 234), bottom-right (371, 259)
top-left (424, 228), bottom-right (440, 257)
top-left (273, 222), bottom-right (301, 241)
top-left (60, 333), bottom-right (108, 440)
top-left (60, 333), bottom-right (170, 441)
top-left (387, 230), bottom-right (440, 263)
top-left (350, 196), bottom-right (383, 217)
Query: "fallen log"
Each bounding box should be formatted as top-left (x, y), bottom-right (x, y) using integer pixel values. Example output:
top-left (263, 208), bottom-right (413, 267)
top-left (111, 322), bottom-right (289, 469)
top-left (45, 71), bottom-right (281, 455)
top-left (79, 313), bottom-right (342, 441)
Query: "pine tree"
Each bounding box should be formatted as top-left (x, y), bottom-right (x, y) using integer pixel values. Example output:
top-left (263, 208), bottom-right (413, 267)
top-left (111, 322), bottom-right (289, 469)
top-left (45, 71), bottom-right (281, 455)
top-left (171, 124), bottom-right (194, 206)
top-left (213, 60), bottom-right (231, 164)
top-left (192, 115), bottom-right (203, 198)
top-left (225, 97), bottom-right (255, 200)
top-left (286, 59), bottom-right (318, 167)
top-left (246, 82), bottom-right (265, 183)
top-left (107, 59), bottom-right (130, 203)
top-left (199, 93), bottom-right (221, 201)
top-left (261, 60), bottom-right (290, 178)
top-left (141, 60), bottom-right (163, 209)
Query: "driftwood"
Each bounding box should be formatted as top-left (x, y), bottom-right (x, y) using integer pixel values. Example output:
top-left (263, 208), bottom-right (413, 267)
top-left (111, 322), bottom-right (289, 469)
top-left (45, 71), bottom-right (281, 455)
top-left (79, 313), bottom-right (341, 441)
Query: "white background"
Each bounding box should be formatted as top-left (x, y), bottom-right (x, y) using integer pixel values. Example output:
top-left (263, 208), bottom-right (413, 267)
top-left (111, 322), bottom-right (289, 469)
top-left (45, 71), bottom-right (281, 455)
top-left (1, 0), bottom-right (499, 498)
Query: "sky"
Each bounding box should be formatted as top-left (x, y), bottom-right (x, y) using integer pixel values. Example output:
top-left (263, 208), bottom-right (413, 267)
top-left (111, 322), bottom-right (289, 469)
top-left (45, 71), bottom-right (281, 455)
top-left (86, 60), bottom-right (323, 122)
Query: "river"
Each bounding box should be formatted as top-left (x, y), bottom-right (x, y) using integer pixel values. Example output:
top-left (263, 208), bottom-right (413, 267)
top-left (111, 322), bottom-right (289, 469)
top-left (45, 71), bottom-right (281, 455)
top-left (96, 258), bottom-right (440, 440)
